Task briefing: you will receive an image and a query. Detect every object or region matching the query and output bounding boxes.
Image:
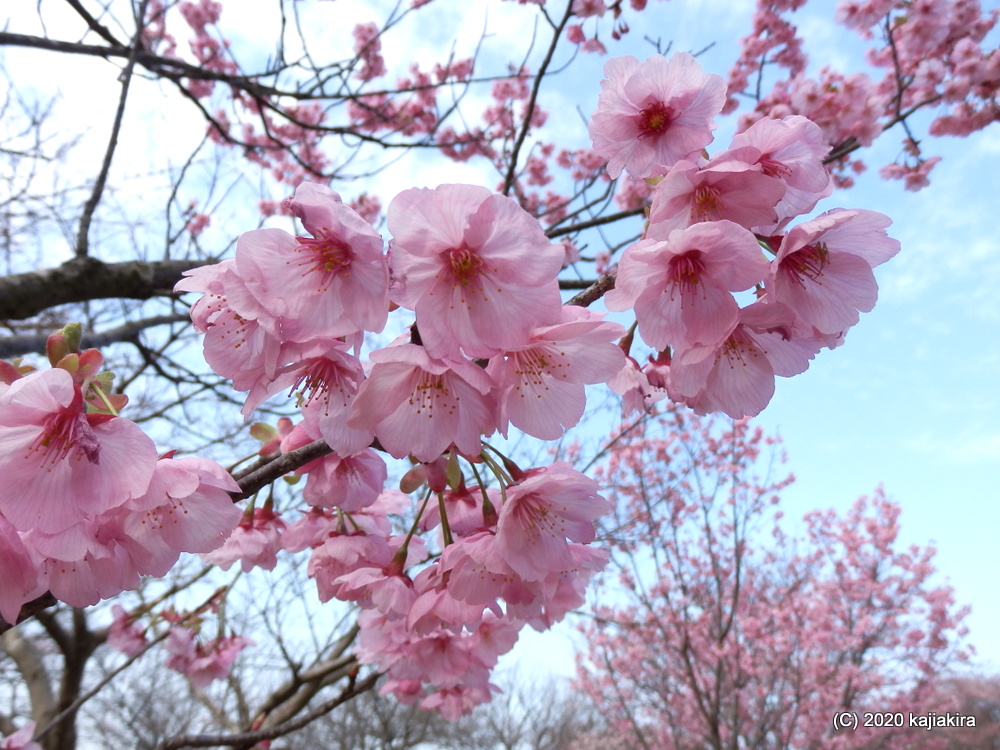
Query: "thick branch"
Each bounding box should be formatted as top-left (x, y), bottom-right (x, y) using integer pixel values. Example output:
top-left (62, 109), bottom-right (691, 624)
top-left (0, 627), bottom-right (56, 726)
top-left (0, 257), bottom-right (207, 320)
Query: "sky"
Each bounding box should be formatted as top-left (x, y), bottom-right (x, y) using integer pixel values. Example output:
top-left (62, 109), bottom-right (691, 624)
top-left (3, 0), bottom-right (999, 694)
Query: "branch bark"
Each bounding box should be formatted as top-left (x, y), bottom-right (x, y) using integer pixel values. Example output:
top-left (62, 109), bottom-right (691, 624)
top-left (0, 257), bottom-right (207, 320)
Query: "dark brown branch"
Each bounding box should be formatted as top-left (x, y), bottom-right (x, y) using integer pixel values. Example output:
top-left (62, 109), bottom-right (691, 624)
top-left (0, 314), bottom-right (191, 358)
top-left (502, 0), bottom-right (575, 196)
top-left (232, 440), bottom-right (335, 500)
top-left (152, 671), bottom-right (379, 750)
top-left (545, 206), bottom-right (645, 239)
top-left (0, 257), bottom-right (208, 320)
top-left (63, 0), bottom-right (124, 47)
top-left (0, 593), bottom-right (57, 634)
top-left (566, 272), bottom-right (616, 308)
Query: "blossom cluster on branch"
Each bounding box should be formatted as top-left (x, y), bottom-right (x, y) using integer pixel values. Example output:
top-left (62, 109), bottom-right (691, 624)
top-left (0, 46), bottom-right (905, 726)
top-left (0, 0), bottom-right (995, 744)
top-left (0, 325), bottom-right (240, 626)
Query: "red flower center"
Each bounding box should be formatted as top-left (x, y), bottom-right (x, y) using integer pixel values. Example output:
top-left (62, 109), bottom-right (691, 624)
top-left (638, 101), bottom-right (676, 138)
top-left (29, 402), bottom-right (101, 468)
top-left (667, 251), bottom-right (706, 299)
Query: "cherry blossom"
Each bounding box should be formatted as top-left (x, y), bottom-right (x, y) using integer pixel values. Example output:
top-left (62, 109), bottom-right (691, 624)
top-left (487, 307), bottom-right (626, 439)
top-left (201, 504), bottom-right (287, 573)
top-left (348, 344), bottom-right (497, 462)
top-left (0, 368), bottom-right (158, 535)
top-left (234, 183), bottom-right (389, 343)
top-left (605, 221), bottom-right (770, 352)
top-left (0, 515), bottom-right (37, 625)
top-left (494, 463), bottom-right (609, 582)
top-left (588, 52), bottom-right (727, 179)
top-left (645, 149), bottom-right (786, 236)
top-left (107, 604), bottom-right (148, 657)
top-left (164, 626), bottom-right (253, 688)
top-left (767, 208), bottom-right (900, 335)
top-left (669, 302), bottom-right (820, 419)
top-left (387, 184), bottom-right (563, 359)
top-left (729, 114), bottom-right (833, 229)
top-left (298, 447), bottom-right (388, 512)
top-left (121, 455), bottom-right (243, 577)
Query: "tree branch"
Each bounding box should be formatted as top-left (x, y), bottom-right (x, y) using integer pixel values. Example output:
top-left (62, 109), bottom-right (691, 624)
top-left (152, 672), bottom-right (379, 750)
top-left (0, 257), bottom-right (207, 320)
top-left (73, 1), bottom-right (148, 258)
top-left (0, 314), bottom-right (191, 358)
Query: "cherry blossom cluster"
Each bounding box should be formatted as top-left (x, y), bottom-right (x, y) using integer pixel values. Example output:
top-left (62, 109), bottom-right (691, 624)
top-left (0, 325), bottom-right (241, 626)
top-left (107, 598), bottom-right (253, 689)
top-left (0, 37), bottom-right (911, 727)
top-left (164, 48), bottom-right (910, 716)
top-left (589, 52), bottom-right (899, 418)
top-left (174, 177), bottom-right (624, 714)
top-left (728, 0), bottom-right (999, 188)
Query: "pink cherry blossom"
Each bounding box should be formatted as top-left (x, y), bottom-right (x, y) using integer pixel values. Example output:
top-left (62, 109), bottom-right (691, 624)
top-left (588, 52), bottom-right (727, 179)
top-left (572, 0), bottom-right (606, 17)
top-left (121, 456), bottom-right (242, 577)
top-left (348, 344), bottom-right (497, 462)
top-left (646, 150), bottom-right (787, 236)
top-left (0, 368), bottom-right (158, 534)
top-left (729, 115), bottom-right (834, 228)
top-left (307, 532), bottom-right (392, 603)
top-left (331, 563), bottom-right (417, 619)
top-left (607, 355), bottom-right (670, 416)
top-left (605, 221), bottom-right (770, 352)
top-left (174, 260), bottom-right (285, 393)
top-left (441, 530), bottom-right (528, 613)
top-left (487, 307), bottom-right (626, 439)
top-left (419, 683), bottom-right (500, 721)
top-left (0, 515), bottom-right (37, 625)
top-left (386, 184), bottom-right (563, 359)
top-left (0, 722), bottom-right (41, 750)
top-left (280, 507), bottom-right (340, 553)
top-left (669, 302), bottom-right (820, 419)
top-left (241, 340), bottom-right (373, 456)
top-left (201, 505), bottom-right (286, 572)
top-left (767, 208), bottom-right (900, 335)
top-left (299, 447), bottom-right (387, 512)
top-left (29, 518), bottom-right (144, 608)
top-left (494, 463), bottom-right (609, 582)
top-left (408, 563), bottom-right (496, 635)
top-left (107, 604), bottom-right (148, 657)
top-left (509, 543), bottom-right (609, 631)
top-left (164, 626), bottom-right (253, 688)
top-left (417, 480), bottom-right (487, 537)
top-left (234, 188), bottom-right (389, 343)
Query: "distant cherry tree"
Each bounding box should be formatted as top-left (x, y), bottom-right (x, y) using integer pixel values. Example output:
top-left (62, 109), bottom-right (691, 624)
top-left (576, 407), bottom-right (972, 750)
